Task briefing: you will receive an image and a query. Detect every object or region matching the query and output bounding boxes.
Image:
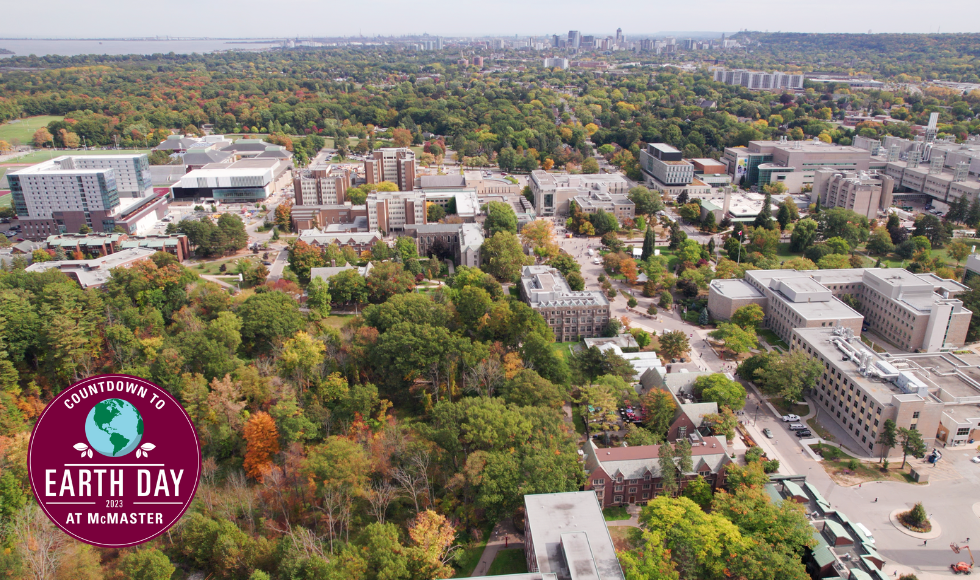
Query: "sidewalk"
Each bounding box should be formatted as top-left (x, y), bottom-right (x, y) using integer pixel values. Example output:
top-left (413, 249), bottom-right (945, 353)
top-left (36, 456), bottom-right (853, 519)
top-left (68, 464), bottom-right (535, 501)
top-left (470, 519), bottom-right (524, 577)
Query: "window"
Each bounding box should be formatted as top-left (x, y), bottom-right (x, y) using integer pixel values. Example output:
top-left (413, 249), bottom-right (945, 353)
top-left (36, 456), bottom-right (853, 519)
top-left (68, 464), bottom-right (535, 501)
top-left (913, 412), bottom-right (920, 419)
top-left (616, 476), bottom-right (623, 483)
top-left (656, 482), bottom-right (664, 489)
top-left (699, 470), bottom-right (710, 477)
top-left (615, 485), bottom-right (623, 492)
top-left (592, 479), bottom-right (605, 485)
top-left (629, 487), bottom-right (637, 493)
top-left (957, 427), bottom-right (971, 436)
top-left (614, 495), bottom-right (622, 503)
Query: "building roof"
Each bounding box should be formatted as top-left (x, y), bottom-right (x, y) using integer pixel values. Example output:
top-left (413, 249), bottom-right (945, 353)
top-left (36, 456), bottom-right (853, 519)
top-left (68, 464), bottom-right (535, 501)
top-left (520, 265), bottom-right (609, 308)
top-left (298, 228), bottom-right (381, 247)
top-left (523, 491), bottom-right (624, 580)
top-left (25, 247), bottom-right (156, 288)
top-left (419, 175), bottom-right (466, 188)
top-left (184, 150), bottom-right (233, 166)
top-left (708, 279), bottom-right (764, 299)
top-left (583, 438), bottom-right (730, 481)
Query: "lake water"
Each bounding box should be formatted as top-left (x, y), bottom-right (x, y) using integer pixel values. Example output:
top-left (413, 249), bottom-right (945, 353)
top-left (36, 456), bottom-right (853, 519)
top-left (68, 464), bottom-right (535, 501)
top-left (0, 39), bottom-right (282, 58)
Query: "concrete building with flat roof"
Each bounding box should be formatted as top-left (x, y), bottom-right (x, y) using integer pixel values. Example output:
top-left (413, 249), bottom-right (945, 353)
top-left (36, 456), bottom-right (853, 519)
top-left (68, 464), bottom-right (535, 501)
top-left (964, 253), bottom-right (980, 285)
top-left (638, 143), bottom-right (695, 194)
top-left (290, 204), bottom-right (368, 231)
top-left (174, 158), bottom-right (290, 202)
top-left (365, 190), bottom-right (426, 232)
top-left (364, 148), bottom-right (416, 191)
top-left (812, 169), bottom-right (895, 220)
top-left (292, 165), bottom-right (351, 206)
top-left (791, 325), bottom-right (980, 455)
top-left (520, 265), bottom-right (610, 342)
top-left (710, 268), bottom-right (973, 353)
top-left (572, 190), bottom-right (635, 223)
top-left (522, 491), bottom-right (624, 580)
top-left (529, 171), bottom-right (631, 216)
top-left (713, 68), bottom-right (804, 90)
top-left (421, 189), bottom-right (481, 220)
top-left (25, 247), bottom-right (157, 288)
top-left (724, 139), bottom-right (871, 192)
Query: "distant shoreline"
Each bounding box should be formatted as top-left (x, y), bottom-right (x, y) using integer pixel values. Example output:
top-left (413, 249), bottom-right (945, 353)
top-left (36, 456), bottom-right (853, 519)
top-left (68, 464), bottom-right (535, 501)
top-left (0, 48), bottom-right (12, 54)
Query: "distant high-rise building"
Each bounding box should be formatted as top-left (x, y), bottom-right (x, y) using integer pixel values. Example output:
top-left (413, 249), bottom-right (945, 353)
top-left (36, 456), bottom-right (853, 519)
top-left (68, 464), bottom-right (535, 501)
top-left (364, 148), bottom-right (416, 192)
top-left (567, 30), bottom-right (581, 49)
top-left (436, 37), bottom-right (443, 50)
top-left (472, 56), bottom-right (484, 67)
top-left (581, 35), bottom-right (594, 49)
top-left (616, 28), bottom-right (624, 45)
top-left (552, 34), bottom-right (561, 48)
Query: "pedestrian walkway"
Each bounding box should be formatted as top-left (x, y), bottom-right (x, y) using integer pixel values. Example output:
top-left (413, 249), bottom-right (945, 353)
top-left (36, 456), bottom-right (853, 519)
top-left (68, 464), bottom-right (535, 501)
top-left (470, 519), bottom-right (524, 577)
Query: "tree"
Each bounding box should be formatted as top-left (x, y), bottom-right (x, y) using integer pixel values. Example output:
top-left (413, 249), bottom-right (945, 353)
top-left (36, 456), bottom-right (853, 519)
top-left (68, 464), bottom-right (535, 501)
top-left (789, 218), bottom-right (818, 252)
top-left (756, 350), bottom-right (823, 402)
top-left (237, 291), bottom-right (305, 352)
top-left (817, 253), bottom-right (852, 269)
top-left (913, 214), bottom-right (949, 248)
top-left (819, 208), bottom-right (869, 246)
top-left (730, 304), bottom-right (765, 331)
top-left (629, 186), bottom-right (664, 216)
top-left (484, 201), bottom-right (518, 236)
top-left (427, 203), bottom-right (446, 223)
top-left (407, 510), bottom-right (457, 579)
top-left (481, 231), bottom-right (532, 282)
top-left (660, 290), bottom-right (673, 309)
top-left (59, 128), bottom-right (80, 148)
top-left (825, 236), bottom-right (851, 255)
top-left (948, 239), bottom-right (973, 264)
top-left (328, 269), bottom-right (367, 306)
top-left (866, 227), bottom-right (895, 255)
top-left (392, 128), bottom-right (413, 148)
top-left (659, 330), bottom-right (689, 360)
top-left (898, 427), bottom-right (927, 469)
top-left (117, 548), bottom-right (176, 580)
top-left (365, 261), bottom-right (416, 303)
top-left (641, 388), bottom-right (677, 439)
top-left (754, 192), bottom-right (775, 230)
top-left (521, 219), bottom-right (560, 259)
top-left (620, 257), bottom-right (639, 284)
top-left (642, 226), bottom-right (657, 260)
top-left (32, 127), bottom-right (53, 148)
top-left (709, 323), bottom-right (758, 357)
top-left (776, 199), bottom-right (800, 230)
top-left (274, 202), bottom-right (293, 231)
top-left (878, 419), bottom-right (897, 463)
top-left (693, 373), bottom-right (747, 410)
top-left (0, 140), bottom-right (12, 153)
top-left (589, 209), bottom-right (619, 236)
top-left (581, 157), bottom-right (600, 174)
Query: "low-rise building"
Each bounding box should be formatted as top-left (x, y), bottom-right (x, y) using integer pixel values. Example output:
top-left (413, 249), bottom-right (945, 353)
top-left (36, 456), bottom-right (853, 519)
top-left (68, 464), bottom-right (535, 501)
top-left (582, 437), bottom-right (731, 507)
top-left (712, 68), bottom-right (804, 90)
top-left (46, 232), bottom-right (190, 261)
top-left (522, 491), bottom-right (624, 580)
top-left (964, 253), bottom-right (980, 285)
top-left (25, 247), bottom-right (157, 288)
top-left (724, 138), bottom-right (871, 191)
top-left (519, 265), bottom-right (610, 342)
top-left (572, 189), bottom-right (635, 223)
top-left (403, 223), bottom-right (483, 267)
top-left (297, 228), bottom-right (382, 254)
top-left (290, 204), bottom-right (368, 232)
top-left (529, 171), bottom-right (631, 216)
top-left (173, 158), bottom-right (291, 203)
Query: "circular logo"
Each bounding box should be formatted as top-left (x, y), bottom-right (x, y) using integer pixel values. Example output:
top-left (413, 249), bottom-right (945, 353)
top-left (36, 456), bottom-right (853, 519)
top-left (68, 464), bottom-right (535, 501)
top-left (28, 375), bottom-right (201, 548)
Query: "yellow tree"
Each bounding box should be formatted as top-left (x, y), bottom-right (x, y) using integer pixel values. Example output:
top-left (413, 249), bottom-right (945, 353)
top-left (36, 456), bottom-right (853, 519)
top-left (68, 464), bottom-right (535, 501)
top-left (520, 219), bottom-right (560, 259)
top-left (0, 140), bottom-right (12, 153)
top-left (243, 411), bottom-right (280, 479)
top-left (32, 128), bottom-right (53, 148)
top-left (278, 331), bottom-right (326, 393)
top-left (408, 510), bottom-right (458, 579)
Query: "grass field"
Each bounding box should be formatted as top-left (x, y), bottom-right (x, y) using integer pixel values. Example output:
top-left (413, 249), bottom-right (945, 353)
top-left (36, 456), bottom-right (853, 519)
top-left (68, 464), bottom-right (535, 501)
top-left (193, 256), bottom-right (261, 276)
top-left (1, 148), bottom-right (153, 166)
top-left (757, 328), bottom-right (789, 350)
top-left (603, 506), bottom-right (631, 521)
top-left (0, 116), bottom-right (65, 145)
top-left (0, 193), bottom-right (10, 208)
top-left (486, 549), bottom-right (528, 575)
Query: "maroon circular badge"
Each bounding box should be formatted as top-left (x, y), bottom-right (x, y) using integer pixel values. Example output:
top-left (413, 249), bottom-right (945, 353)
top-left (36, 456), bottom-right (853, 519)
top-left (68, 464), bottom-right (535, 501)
top-left (28, 374), bottom-right (201, 547)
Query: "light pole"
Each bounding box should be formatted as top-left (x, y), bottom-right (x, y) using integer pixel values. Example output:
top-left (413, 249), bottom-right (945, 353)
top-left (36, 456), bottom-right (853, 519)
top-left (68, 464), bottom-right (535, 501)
top-left (754, 403), bottom-right (760, 425)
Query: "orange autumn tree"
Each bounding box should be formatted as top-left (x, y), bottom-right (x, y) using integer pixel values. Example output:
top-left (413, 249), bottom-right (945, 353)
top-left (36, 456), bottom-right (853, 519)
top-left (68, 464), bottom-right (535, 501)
top-left (243, 411), bottom-right (280, 479)
top-left (620, 257), bottom-right (639, 284)
top-left (408, 510), bottom-right (457, 579)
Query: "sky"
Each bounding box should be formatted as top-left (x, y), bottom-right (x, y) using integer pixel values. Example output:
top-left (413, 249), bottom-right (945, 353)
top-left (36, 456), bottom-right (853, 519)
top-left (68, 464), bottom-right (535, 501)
top-left (2, 0), bottom-right (979, 38)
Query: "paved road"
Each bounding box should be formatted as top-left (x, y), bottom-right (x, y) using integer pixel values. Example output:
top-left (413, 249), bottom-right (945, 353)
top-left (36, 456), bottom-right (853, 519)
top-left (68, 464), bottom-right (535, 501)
top-left (470, 519), bottom-right (524, 577)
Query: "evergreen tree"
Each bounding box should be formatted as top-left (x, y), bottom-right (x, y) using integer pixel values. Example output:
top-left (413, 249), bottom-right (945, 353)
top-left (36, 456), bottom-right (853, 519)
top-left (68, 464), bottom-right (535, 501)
top-left (968, 197), bottom-right (980, 229)
top-left (698, 308), bottom-right (709, 326)
top-left (641, 226), bottom-right (656, 260)
top-left (707, 238), bottom-right (716, 255)
top-left (754, 192), bottom-right (775, 230)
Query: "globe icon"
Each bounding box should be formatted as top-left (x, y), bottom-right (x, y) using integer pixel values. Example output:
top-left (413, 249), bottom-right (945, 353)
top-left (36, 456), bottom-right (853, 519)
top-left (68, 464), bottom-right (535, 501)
top-left (84, 399), bottom-right (144, 457)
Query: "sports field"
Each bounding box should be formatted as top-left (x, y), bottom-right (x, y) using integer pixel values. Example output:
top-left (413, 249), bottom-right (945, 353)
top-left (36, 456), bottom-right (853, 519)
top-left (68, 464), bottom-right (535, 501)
top-left (1, 149), bottom-right (152, 165)
top-left (0, 116), bottom-right (65, 145)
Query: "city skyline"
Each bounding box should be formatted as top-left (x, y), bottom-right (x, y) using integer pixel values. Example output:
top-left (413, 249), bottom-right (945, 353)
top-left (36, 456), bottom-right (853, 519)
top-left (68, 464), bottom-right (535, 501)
top-left (2, 0), bottom-right (979, 38)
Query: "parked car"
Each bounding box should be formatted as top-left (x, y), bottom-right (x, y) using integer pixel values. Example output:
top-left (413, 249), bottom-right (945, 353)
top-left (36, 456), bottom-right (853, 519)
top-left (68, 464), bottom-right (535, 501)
top-left (782, 414), bottom-right (801, 422)
top-left (972, 456), bottom-right (980, 464)
top-left (788, 423), bottom-right (806, 431)
top-left (795, 429), bottom-right (813, 438)
top-left (763, 428), bottom-right (774, 439)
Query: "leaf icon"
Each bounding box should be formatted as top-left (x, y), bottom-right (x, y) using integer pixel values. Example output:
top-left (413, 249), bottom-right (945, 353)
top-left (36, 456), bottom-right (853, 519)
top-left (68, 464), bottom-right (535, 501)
top-left (87, 449), bottom-right (93, 458)
top-left (73, 443), bottom-right (89, 451)
top-left (136, 449), bottom-right (142, 458)
top-left (140, 443), bottom-right (156, 451)
top-left (81, 451), bottom-right (87, 458)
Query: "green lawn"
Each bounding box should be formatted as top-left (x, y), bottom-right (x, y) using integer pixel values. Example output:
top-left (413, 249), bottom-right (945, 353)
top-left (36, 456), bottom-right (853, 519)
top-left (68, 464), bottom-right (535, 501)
top-left (194, 256), bottom-right (260, 275)
top-left (806, 419), bottom-right (836, 442)
top-left (572, 405), bottom-right (586, 436)
top-left (0, 116), bottom-right (64, 145)
top-left (757, 329), bottom-right (789, 350)
top-left (486, 549), bottom-right (527, 575)
top-left (603, 506), bottom-right (632, 521)
top-left (770, 397), bottom-right (809, 417)
top-left (0, 194), bottom-right (8, 209)
top-left (1, 148), bottom-right (152, 165)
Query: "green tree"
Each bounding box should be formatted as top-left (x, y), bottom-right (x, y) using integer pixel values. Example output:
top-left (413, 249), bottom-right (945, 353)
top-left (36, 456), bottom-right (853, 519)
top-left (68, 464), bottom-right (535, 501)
top-left (878, 419), bottom-right (897, 462)
top-left (866, 227), bottom-right (896, 255)
top-left (709, 323), bottom-right (758, 357)
top-left (825, 236), bottom-right (851, 255)
top-left (629, 186), bottom-right (664, 216)
top-left (581, 157), bottom-right (600, 174)
top-left (756, 350), bottom-right (823, 403)
top-left (693, 373), bottom-right (747, 410)
top-left (753, 192), bottom-right (775, 230)
top-left (237, 291), bottom-right (305, 353)
top-left (898, 427), bottom-right (927, 469)
top-left (730, 304), bottom-right (765, 331)
top-left (328, 269), bottom-right (367, 306)
top-left (481, 231), bottom-right (532, 282)
top-left (589, 209), bottom-right (619, 236)
top-left (642, 226), bottom-right (657, 260)
top-left (484, 201), bottom-right (518, 236)
top-left (776, 198), bottom-right (800, 230)
top-left (682, 475), bottom-right (714, 509)
top-left (789, 218), bottom-right (818, 252)
top-left (659, 330), bottom-right (688, 360)
top-left (117, 548), bottom-right (176, 580)
top-left (365, 261), bottom-right (416, 303)
top-left (641, 388), bottom-right (677, 439)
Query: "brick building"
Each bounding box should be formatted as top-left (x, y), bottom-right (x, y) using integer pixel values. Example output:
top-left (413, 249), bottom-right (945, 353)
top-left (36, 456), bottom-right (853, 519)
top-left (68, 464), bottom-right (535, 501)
top-left (365, 148), bottom-right (416, 191)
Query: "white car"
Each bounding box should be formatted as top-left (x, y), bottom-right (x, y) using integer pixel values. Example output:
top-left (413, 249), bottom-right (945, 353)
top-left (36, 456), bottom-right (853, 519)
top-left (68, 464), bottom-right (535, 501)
top-left (782, 414), bottom-right (801, 422)
top-left (971, 456), bottom-right (980, 464)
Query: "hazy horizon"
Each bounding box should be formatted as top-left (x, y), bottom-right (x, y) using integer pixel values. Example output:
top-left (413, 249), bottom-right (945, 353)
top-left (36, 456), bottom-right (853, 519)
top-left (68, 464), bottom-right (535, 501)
top-left (1, 0), bottom-right (978, 39)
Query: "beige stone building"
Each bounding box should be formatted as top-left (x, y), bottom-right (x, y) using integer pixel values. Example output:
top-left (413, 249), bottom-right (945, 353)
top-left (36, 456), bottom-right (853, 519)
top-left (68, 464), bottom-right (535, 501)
top-left (519, 265), bottom-right (610, 342)
top-left (812, 169), bottom-right (894, 220)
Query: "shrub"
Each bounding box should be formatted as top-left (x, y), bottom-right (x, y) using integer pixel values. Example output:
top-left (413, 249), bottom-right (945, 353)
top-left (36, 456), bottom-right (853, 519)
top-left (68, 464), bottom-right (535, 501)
top-left (647, 304), bottom-right (658, 315)
top-left (627, 297), bottom-right (638, 308)
top-left (597, 274), bottom-right (606, 283)
top-left (847, 458), bottom-right (860, 471)
top-left (882, 459), bottom-right (890, 470)
top-left (822, 446), bottom-right (842, 461)
top-left (659, 290), bottom-right (673, 308)
top-left (763, 459), bottom-right (780, 473)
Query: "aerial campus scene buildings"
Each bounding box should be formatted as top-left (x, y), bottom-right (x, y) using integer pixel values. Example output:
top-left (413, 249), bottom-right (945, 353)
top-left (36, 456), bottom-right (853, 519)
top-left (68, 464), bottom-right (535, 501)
top-left (5, 7), bottom-right (980, 580)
